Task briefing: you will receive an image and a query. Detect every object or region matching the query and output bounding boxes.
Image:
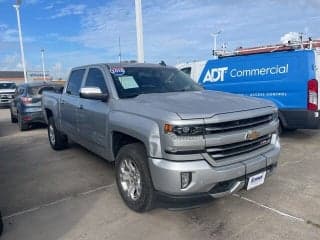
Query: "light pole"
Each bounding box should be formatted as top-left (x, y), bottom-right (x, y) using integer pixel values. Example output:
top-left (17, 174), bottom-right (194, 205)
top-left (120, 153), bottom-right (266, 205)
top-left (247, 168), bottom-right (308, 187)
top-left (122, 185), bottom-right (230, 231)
top-left (211, 30), bottom-right (222, 59)
top-left (135, 0), bottom-right (144, 63)
top-left (41, 49), bottom-right (46, 81)
top-left (13, 0), bottom-right (27, 83)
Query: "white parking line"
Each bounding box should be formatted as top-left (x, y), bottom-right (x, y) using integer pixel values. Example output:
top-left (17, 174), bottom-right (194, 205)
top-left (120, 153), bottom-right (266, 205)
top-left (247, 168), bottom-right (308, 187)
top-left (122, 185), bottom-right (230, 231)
top-left (233, 193), bottom-right (305, 222)
top-left (3, 183), bottom-right (115, 220)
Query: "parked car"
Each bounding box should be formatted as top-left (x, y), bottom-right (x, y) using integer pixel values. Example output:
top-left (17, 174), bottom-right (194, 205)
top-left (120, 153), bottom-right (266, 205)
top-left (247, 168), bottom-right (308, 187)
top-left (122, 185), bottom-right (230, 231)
top-left (0, 81), bottom-right (16, 108)
top-left (10, 82), bottom-right (63, 131)
top-left (42, 63), bottom-right (280, 212)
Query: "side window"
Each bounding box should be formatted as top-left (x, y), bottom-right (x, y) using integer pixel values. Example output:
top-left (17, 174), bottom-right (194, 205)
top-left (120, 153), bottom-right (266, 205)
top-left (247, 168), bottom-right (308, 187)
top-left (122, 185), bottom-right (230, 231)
top-left (66, 69), bottom-right (85, 96)
top-left (181, 67), bottom-right (191, 76)
top-left (84, 68), bottom-right (108, 93)
top-left (18, 87), bottom-right (25, 95)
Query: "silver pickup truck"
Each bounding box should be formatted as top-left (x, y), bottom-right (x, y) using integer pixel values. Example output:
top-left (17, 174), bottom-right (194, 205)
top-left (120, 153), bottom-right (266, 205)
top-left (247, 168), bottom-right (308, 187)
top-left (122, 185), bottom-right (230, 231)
top-left (42, 63), bottom-right (280, 212)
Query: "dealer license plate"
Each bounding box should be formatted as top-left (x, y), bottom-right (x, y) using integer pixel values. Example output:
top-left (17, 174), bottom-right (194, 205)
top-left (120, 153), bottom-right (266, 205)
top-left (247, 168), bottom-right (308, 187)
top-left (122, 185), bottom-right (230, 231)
top-left (247, 171), bottom-right (266, 190)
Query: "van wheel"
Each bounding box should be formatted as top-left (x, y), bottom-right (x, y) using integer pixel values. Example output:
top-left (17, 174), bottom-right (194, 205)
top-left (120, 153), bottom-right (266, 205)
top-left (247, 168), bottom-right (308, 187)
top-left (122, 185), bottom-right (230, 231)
top-left (116, 143), bottom-right (155, 212)
top-left (48, 117), bottom-right (68, 150)
top-left (18, 113), bottom-right (28, 131)
top-left (10, 110), bottom-right (17, 123)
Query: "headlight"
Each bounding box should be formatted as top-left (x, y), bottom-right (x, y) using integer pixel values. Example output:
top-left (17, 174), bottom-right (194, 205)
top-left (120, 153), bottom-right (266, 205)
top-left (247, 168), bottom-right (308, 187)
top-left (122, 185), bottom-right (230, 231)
top-left (272, 110), bottom-right (278, 121)
top-left (164, 124), bottom-right (204, 136)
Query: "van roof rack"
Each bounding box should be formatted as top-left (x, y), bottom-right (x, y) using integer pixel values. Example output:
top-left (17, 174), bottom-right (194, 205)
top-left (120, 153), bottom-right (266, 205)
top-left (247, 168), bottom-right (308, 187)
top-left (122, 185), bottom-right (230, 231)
top-left (215, 39), bottom-right (320, 58)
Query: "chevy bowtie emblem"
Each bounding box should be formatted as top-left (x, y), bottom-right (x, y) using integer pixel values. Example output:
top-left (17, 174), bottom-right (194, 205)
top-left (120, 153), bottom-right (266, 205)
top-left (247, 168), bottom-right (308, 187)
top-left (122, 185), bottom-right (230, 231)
top-left (246, 130), bottom-right (260, 141)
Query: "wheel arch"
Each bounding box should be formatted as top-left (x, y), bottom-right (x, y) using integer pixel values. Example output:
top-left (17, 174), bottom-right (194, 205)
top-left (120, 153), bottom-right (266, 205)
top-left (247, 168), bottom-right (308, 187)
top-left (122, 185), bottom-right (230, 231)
top-left (109, 112), bottom-right (162, 161)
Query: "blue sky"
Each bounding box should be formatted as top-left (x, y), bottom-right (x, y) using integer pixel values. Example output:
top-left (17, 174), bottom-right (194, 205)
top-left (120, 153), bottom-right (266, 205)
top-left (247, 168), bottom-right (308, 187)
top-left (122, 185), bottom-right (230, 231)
top-left (0, 0), bottom-right (320, 79)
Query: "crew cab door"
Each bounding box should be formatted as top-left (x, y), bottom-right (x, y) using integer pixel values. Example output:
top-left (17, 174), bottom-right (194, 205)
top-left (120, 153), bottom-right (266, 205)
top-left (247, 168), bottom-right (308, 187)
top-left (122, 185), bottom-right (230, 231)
top-left (78, 67), bottom-right (110, 158)
top-left (60, 69), bottom-right (86, 139)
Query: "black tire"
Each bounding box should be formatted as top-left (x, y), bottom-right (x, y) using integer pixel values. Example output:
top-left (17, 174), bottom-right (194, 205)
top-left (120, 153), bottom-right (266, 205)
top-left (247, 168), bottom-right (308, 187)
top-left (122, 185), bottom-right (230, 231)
top-left (115, 143), bottom-right (155, 212)
top-left (48, 117), bottom-right (68, 150)
top-left (10, 110), bottom-right (17, 123)
top-left (284, 128), bottom-right (297, 132)
top-left (0, 211), bottom-right (3, 236)
top-left (277, 122), bottom-right (283, 135)
top-left (18, 113), bottom-right (28, 131)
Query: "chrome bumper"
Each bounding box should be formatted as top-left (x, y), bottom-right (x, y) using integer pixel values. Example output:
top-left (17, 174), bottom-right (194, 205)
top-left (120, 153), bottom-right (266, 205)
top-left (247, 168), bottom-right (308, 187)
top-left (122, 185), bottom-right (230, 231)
top-left (148, 144), bottom-right (280, 197)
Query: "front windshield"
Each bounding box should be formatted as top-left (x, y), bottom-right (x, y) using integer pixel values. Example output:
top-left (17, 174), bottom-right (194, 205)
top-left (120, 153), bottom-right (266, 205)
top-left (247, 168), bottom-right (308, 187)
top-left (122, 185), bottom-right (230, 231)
top-left (110, 67), bottom-right (202, 99)
top-left (0, 83), bottom-right (16, 89)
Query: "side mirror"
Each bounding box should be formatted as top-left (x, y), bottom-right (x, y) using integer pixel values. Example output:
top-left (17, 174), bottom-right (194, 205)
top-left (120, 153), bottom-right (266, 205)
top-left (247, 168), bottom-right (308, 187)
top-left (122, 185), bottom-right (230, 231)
top-left (80, 87), bottom-right (108, 102)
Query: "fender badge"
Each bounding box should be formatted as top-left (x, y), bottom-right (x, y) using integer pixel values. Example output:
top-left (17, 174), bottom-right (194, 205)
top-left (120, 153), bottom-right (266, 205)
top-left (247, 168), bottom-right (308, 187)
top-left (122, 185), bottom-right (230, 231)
top-left (245, 130), bottom-right (260, 141)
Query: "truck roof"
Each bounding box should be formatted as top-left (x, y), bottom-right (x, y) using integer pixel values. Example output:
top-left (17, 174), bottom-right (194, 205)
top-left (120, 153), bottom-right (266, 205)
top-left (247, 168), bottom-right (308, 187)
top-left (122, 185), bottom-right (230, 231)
top-left (71, 62), bottom-right (175, 70)
top-left (0, 80), bottom-right (15, 84)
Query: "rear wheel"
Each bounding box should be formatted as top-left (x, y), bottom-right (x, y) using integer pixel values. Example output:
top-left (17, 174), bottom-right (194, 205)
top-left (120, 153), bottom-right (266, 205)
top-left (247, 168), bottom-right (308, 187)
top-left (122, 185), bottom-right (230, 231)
top-left (18, 113), bottom-right (28, 131)
top-left (48, 117), bottom-right (68, 150)
top-left (10, 109), bottom-right (17, 123)
top-left (116, 143), bottom-right (155, 212)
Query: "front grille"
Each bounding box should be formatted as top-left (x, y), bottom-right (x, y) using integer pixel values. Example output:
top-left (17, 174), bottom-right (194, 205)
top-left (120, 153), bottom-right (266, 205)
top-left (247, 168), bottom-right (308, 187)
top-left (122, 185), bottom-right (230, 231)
top-left (206, 134), bottom-right (272, 161)
top-left (205, 114), bottom-right (273, 134)
top-left (0, 94), bottom-right (13, 100)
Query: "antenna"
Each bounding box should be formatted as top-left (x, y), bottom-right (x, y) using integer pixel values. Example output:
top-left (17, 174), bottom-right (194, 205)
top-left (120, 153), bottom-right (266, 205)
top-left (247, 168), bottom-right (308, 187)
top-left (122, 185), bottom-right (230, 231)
top-left (211, 30), bottom-right (222, 59)
top-left (299, 32), bottom-right (304, 48)
top-left (118, 36), bottom-right (122, 63)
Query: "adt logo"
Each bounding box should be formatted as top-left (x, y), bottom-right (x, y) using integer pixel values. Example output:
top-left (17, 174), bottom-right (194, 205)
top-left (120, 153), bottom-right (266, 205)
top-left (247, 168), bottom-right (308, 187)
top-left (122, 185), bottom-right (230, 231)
top-left (203, 67), bottom-right (228, 83)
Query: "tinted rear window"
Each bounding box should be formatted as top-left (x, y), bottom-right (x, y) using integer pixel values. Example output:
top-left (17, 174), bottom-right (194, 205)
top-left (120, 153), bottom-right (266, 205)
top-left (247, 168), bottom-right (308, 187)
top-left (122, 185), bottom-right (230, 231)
top-left (0, 83), bottom-right (16, 89)
top-left (27, 86), bottom-right (42, 96)
top-left (27, 85), bottom-right (58, 96)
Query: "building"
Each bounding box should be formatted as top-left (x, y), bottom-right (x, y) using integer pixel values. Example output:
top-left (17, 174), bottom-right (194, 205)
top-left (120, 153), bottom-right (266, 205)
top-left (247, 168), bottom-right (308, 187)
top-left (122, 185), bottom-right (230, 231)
top-left (0, 71), bottom-right (53, 84)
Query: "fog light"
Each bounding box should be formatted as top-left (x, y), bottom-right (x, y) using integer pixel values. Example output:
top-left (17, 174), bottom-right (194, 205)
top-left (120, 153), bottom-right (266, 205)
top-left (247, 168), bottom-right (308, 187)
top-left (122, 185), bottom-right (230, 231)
top-left (181, 172), bottom-right (192, 189)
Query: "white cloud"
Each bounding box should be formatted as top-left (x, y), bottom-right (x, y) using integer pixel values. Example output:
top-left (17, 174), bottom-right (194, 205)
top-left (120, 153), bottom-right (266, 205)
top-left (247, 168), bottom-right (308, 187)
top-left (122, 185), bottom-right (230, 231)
top-left (44, 1), bottom-right (64, 10)
top-left (0, 53), bottom-right (22, 71)
top-left (280, 32), bottom-right (301, 44)
top-left (51, 4), bottom-right (87, 19)
top-left (0, 24), bottom-right (7, 30)
top-left (0, 27), bottom-right (35, 43)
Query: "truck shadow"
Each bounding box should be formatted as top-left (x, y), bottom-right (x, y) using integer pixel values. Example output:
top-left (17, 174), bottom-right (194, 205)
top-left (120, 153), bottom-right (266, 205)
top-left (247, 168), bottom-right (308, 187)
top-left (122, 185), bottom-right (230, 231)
top-left (281, 129), bottom-right (320, 140)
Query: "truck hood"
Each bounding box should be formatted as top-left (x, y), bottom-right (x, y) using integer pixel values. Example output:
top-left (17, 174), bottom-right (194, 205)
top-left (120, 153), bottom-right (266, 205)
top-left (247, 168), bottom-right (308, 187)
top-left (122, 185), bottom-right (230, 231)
top-left (0, 89), bottom-right (15, 94)
top-left (131, 90), bottom-right (275, 119)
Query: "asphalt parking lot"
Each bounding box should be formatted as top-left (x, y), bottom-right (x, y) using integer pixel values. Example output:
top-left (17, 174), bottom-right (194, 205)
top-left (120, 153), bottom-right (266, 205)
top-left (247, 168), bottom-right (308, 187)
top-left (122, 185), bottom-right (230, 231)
top-left (0, 108), bottom-right (319, 240)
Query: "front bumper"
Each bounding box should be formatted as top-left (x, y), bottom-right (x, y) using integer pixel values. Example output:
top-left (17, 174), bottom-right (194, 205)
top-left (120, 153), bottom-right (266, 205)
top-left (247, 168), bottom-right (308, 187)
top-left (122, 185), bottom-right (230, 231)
top-left (280, 109), bottom-right (320, 129)
top-left (148, 144), bottom-right (280, 198)
top-left (0, 99), bottom-right (13, 107)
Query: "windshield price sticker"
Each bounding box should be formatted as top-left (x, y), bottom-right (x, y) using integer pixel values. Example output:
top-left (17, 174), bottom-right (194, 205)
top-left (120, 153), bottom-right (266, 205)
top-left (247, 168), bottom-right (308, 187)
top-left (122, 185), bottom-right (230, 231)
top-left (110, 67), bottom-right (126, 76)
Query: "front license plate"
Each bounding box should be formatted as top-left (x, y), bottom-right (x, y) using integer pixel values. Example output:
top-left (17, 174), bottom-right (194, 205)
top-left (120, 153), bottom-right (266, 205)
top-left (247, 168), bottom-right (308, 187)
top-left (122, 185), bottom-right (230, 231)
top-left (247, 171), bottom-right (266, 190)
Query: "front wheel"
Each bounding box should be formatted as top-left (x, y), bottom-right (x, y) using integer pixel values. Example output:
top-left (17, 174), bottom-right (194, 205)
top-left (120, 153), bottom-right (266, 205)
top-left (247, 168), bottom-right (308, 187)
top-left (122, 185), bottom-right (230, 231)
top-left (48, 117), bottom-right (68, 150)
top-left (115, 143), bottom-right (155, 212)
